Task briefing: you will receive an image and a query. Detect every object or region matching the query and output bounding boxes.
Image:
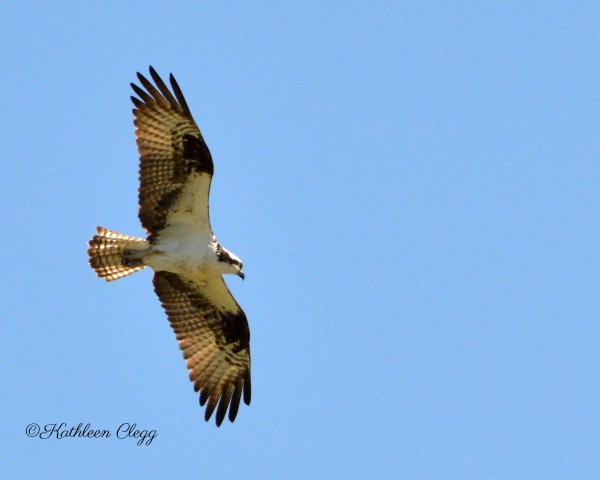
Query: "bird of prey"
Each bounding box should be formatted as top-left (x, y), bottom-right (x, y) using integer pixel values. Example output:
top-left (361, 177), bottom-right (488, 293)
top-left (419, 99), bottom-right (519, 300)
top-left (87, 67), bottom-right (250, 426)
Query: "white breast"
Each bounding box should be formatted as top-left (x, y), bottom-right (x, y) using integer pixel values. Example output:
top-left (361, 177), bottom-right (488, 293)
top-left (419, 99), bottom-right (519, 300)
top-left (147, 224), bottom-right (217, 275)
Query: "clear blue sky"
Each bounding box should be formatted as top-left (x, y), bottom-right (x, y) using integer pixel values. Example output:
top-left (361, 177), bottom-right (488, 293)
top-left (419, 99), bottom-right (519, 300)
top-left (2, 2), bottom-right (599, 479)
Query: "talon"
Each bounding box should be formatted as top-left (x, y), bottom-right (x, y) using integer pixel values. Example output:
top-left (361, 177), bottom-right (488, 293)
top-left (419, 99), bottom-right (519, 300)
top-left (122, 255), bottom-right (142, 267)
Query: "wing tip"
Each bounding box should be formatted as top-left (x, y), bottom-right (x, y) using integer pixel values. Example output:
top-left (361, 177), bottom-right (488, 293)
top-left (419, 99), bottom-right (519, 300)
top-left (243, 370), bottom-right (252, 405)
top-left (199, 381), bottom-right (247, 427)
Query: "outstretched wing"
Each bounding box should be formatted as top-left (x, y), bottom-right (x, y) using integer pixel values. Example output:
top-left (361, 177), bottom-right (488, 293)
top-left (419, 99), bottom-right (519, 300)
top-left (131, 67), bottom-right (214, 235)
top-left (153, 271), bottom-right (251, 426)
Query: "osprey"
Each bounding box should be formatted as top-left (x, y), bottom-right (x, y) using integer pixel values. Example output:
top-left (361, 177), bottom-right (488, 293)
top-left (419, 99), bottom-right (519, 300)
top-left (87, 67), bottom-right (250, 426)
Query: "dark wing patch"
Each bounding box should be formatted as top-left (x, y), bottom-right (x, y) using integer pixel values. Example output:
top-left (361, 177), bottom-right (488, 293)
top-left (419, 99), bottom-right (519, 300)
top-left (131, 66), bottom-right (213, 234)
top-left (153, 271), bottom-right (251, 426)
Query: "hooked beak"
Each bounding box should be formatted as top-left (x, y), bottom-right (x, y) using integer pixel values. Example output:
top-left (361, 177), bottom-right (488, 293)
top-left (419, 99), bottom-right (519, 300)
top-left (237, 271), bottom-right (245, 281)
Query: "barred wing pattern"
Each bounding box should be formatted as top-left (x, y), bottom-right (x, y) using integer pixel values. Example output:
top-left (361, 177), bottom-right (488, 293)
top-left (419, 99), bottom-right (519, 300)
top-left (153, 271), bottom-right (251, 426)
top-left (131, 67), bottom-right (214, 235)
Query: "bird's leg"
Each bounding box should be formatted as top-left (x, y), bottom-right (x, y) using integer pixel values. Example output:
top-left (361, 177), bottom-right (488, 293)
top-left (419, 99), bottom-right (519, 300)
top-left (122, 248), bottom-right (148, 267)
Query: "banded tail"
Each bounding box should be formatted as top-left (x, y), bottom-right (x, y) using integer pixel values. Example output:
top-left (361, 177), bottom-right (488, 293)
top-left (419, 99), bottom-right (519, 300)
top-left (87, 227), bottom-right (148, 282)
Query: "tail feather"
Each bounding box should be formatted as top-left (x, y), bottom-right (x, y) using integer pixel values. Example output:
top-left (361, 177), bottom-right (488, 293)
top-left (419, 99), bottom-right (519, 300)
top-left (87, 226), bottom-right (148, 282)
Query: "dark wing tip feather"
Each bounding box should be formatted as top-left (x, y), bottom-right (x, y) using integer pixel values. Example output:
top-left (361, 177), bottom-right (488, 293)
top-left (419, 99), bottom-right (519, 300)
top-left (201, 387), bottom-right (235, 427)
top-left (136, 70), bottom-right (148, 86)
top-left (200, 378), bottom-right (250, 426)
top-left (130, 96), bottom-right (143, 109)
top-left (198, 380), bottom-right (249, 426)
top-left (130, 82), bottom-right (153, 104)
top-left (228, 381), bottom-right (244, 422)
top-left (215, 384), bottom-right (234, 427)
top-left (148, 66), bottom-right (180, 109)
top-left (204, 396), bottom-right (219, 425)
top-left (132, 67), bottom-right (193, 120)
top-left (243, 370), bottom-right (252, 405)
top-left (169, 73), bottom-right (193, 118)
top-left (134, 70), bottom-right (169, 109)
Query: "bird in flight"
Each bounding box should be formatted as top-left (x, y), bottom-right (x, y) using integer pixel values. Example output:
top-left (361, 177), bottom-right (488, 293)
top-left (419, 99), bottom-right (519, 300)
top-left (87, 67), bottom-right (250, 426)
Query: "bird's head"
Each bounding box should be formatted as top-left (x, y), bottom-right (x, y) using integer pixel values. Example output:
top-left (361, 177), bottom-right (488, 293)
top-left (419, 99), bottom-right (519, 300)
top-left (216, 245), bottom-right (245, 280)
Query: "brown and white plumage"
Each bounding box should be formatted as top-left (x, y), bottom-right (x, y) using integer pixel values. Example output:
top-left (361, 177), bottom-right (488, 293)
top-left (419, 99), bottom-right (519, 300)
top-left (153, 272), bottom-right (250, 424)
top-left (130, 68), bottom-right (214, 235)
top-left (87, 67), bottom-right (250, 426)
